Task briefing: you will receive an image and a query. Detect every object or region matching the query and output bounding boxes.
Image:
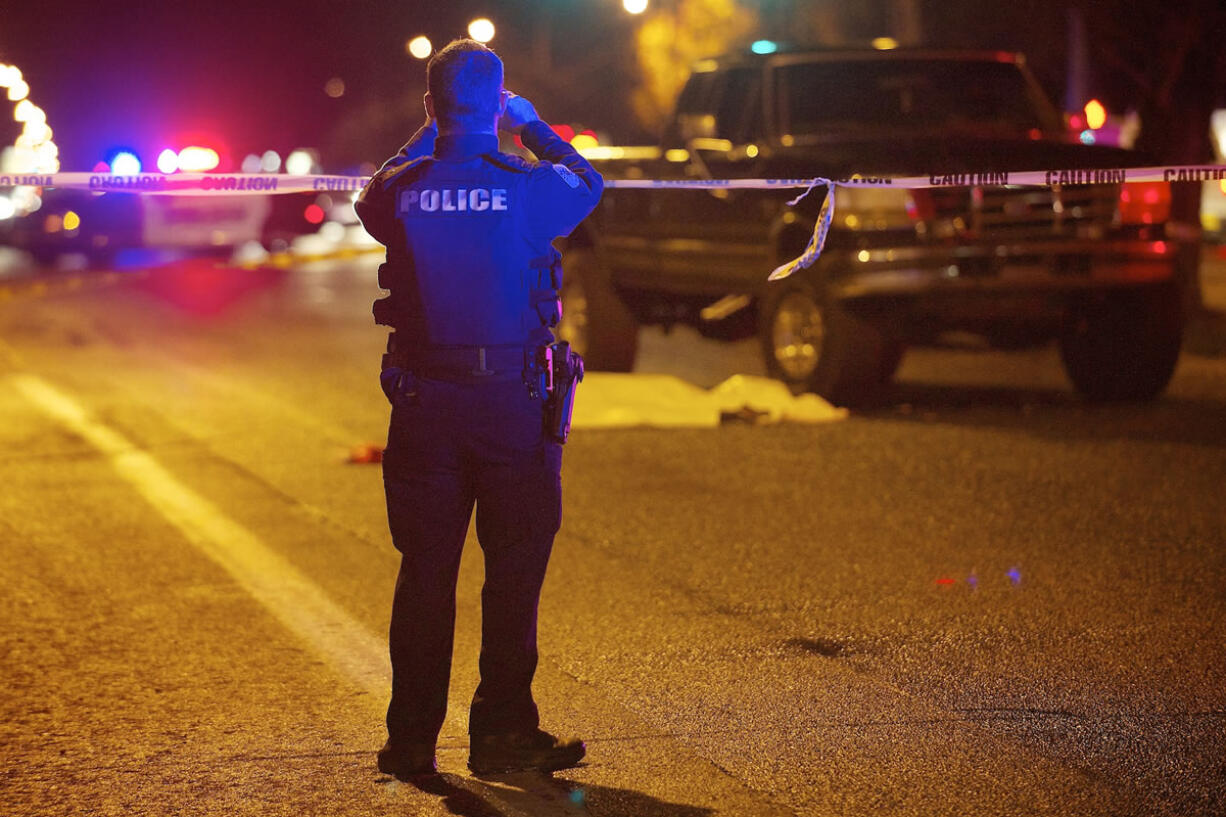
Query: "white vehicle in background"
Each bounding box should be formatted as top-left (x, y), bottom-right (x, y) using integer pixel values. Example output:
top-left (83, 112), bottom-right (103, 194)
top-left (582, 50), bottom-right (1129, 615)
top-left (0, 145), bottom-right (335, 267)
top-left (141, 195), bottom-right (270, 252)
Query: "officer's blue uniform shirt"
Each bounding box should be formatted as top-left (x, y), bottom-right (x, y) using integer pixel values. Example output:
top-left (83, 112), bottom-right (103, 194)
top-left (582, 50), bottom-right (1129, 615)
top-left (356, 121), bottom-right (603, 350)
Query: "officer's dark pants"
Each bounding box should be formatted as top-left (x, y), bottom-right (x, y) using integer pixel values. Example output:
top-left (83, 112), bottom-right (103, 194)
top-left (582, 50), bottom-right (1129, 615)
top-left (382, 376), bottom-right (562, 746)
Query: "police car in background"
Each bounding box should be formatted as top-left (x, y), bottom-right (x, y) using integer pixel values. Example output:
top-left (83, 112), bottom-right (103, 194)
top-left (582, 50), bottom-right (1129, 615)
top-left (0, 146), bottom-right (333, 268)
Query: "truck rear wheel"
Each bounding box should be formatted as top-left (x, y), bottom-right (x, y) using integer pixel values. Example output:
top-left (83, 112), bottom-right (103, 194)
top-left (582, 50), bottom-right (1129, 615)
top-left (760, 280), bottom-right (898, 406)
top-left (1059, 283), bottom-right (1183, 402)
top-left (558, 247), bottom-right (639, 372)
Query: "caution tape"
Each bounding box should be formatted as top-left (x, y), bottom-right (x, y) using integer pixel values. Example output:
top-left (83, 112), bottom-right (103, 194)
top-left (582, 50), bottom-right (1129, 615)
top-left (769, 179), bottom-right (835, 281)
top-left (4, 163), bottom-right (1223, 281)
top-left (607, 164), bottom-right (1226, 190)
top-left (603, 164), bottom-right (1225, 280)
top-left (0, 172), bottom-right (366, 195)
top-left (3, 164), bottom-right (1224, 196)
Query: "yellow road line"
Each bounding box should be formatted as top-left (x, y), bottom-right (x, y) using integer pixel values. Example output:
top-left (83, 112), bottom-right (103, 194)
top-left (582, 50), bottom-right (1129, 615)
top-left (8, 373), bottom-right (809, 815)
top-left (238, 244), bottom-right (381, 270)
top-left (11, 373), bottom-right (390, 700)
top-left (0, 246), bottom-right (381, 293)
top-left (0, 270), bottom-right (148, 301)
top-left (0, 336), bottom-right (26, 369)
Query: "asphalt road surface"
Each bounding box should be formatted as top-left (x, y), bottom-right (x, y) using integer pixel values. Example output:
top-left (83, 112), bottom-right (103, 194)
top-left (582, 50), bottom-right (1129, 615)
top-left (2, 248), bottom-right (1224, 817)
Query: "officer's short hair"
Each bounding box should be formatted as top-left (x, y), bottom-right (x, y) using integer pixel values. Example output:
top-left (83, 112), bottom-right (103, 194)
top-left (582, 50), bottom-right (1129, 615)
top-left (427, 39), bottom-right (504, 131)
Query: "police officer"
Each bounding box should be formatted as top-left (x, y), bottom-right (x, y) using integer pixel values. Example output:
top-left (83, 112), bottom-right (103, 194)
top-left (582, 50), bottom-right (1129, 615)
top-left (354, 39), bottom-right (602, 779)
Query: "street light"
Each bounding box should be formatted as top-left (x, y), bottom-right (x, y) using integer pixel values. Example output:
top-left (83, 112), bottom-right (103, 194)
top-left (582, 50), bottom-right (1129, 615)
top-left (6, 79), bottom-right (29, 102)
top-left (407, 35), bottom-right (432, 60)
top-left (623, 0), bottom-right (648, 13)
top-left (468, 18), bottom-right (495, 43)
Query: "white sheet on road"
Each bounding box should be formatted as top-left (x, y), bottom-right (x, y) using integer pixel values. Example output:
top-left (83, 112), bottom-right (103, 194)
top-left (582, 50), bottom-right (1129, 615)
top-left (573, 373), bottom-right (847, 429)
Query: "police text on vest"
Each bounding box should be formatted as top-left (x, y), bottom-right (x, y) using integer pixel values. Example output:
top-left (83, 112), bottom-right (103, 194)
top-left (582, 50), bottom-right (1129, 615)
top-left (399, 188), bottom-right (508, 214)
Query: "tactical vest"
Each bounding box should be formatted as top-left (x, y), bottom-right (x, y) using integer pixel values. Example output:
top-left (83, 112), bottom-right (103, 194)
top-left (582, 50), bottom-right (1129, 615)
top-left (372, 152), bottom-right (561, 352)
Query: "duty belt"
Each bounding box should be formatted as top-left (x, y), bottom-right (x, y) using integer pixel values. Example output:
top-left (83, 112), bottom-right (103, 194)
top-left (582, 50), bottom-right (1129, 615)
top-left (382, 345), bottom-right (531, 382)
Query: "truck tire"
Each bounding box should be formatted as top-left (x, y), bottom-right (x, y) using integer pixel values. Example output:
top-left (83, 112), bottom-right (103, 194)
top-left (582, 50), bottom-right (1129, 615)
top-left (558, 246), bottom-right (639, 372)
top-left (760, 279), bottom-right (897, 407)
top-left (1059, 282), bottom-right (1183, 402)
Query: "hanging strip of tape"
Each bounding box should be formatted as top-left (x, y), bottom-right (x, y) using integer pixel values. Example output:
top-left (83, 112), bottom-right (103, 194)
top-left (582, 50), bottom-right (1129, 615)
top-left (4, 163), bottom-right (1223, 281)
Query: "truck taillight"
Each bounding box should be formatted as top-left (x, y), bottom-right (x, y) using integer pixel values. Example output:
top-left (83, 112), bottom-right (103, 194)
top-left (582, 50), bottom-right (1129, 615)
top-left (1117, 182), bottom-right (1171, 225)
top-left (905, 190), bottom-right (934, 222)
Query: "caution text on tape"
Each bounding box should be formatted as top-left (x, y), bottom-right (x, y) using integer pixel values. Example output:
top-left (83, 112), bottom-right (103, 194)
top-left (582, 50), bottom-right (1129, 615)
top-left (2, 164), bottom-right (1224, 196)
top-left (6, 164), bottom-right (1221, 282)
top-left (605, 165), bottom-right (1226, 190)
top-left (0, 172), bottom-right (367, 195)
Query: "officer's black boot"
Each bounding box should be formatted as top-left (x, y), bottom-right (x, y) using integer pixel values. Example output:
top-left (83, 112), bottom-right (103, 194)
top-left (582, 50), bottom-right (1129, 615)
top-left (377, 740), bottom-right (438, 779)
top-left (467, 729), bottom-right (585, 775)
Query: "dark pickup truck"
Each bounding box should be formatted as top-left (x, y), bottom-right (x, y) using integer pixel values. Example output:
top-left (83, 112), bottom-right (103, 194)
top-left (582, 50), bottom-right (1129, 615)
top-left (560, 48), bottom-right (1185, 404)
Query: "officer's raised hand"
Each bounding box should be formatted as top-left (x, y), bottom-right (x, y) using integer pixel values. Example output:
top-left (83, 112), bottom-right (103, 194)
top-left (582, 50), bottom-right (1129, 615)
top-left (499, 91), bottom-right (540, 135)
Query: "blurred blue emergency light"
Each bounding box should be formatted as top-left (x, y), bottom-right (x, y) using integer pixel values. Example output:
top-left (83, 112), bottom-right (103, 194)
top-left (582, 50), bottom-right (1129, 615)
top-left (751, 40), bottom-right (778, 55)
top-left (107, 149), bottom-right (142, 175)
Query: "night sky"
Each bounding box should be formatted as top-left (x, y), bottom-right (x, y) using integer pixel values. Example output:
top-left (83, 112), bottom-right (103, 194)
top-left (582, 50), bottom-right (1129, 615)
top-left (1, 0), bottom-right (616, 171)
top-left (3, 1), bottom-right (1221, 173)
